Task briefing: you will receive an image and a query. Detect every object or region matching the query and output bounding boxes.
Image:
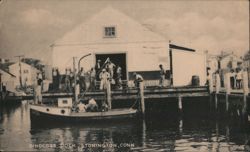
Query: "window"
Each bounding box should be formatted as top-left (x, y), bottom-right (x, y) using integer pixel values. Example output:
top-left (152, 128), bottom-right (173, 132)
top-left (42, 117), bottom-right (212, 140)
top-left (23, 70), bottom-right (29, 73)
top-left (63, 100), bottom-right (68, 104)
top-left (104, 27), bottom-right (116, 38)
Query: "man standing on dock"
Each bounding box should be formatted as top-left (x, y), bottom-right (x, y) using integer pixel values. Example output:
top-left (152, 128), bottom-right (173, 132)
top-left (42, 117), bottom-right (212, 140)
top-left (64, 68), bottom-right (71, 92)
top-left (90, 68), bottom-right (96, 91)
top-left (99, 69), bottom-right (110, 90)
top-left (95, 60), bottom-right (101, 81)
top-left (35, 72), bottom-right (43, 104)
top-left (159, 64), bottom-right (166, 88)
top-left (78, 67), bottom-right (86, 92)
top-left (133, 72), bottom-right (143, 88)
top-left (106, 59), bottom-right (116, 79)
top-left (116, 65), bottom-right (122, 89)
top-left (236, 68), bottom-right (243, 89)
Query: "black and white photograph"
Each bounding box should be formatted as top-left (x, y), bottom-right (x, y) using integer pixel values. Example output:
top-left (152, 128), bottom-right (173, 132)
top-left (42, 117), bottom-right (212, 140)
top-left (0, 0), bottom-right (249, 151)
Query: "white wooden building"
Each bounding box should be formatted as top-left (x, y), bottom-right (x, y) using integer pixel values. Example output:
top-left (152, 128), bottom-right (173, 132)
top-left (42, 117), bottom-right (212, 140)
top-left (219, 53), bottom-right (243, 70)
top-left (51, 7), bottom-right (169, 82)
top-left (207, 55), bottom-right (219, 74)
top-left (51, 7), bottom-right (209, 87)
top-left (0, 68), bottom-right (16, 92)
top-left (9, 62), bottom-right (39, 87)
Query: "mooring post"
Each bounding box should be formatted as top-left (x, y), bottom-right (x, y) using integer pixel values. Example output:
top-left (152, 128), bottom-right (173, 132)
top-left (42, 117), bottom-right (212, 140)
top-left (215, 72), bottom-right (221, 110)
top-left (225, 72), bottom-right (231, 112)
top-left (242, 70), bottom-right (249, 115)
top-left (139, 81), bottom-right (145, 115)
top-left (208, 72), bottom-right (214, 111)
top-left (208, 72), bottom-right (214, 94)
top-left (107, 82), bottom-right (112, 110)
top-left (178, 95), bottom-right (183, 112)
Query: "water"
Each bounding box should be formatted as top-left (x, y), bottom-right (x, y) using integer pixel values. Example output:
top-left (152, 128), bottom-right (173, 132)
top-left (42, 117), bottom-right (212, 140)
top-left (0, 99), bottom-right (250, 152)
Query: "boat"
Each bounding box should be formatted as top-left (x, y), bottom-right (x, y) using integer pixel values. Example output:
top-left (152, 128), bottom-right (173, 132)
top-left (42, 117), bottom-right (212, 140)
top-left (30, 97), bottom-right (138, 123)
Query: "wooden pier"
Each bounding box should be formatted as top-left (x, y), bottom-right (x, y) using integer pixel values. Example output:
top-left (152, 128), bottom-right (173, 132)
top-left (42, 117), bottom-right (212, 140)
top-left (19, 86), bottom-right (209, 101)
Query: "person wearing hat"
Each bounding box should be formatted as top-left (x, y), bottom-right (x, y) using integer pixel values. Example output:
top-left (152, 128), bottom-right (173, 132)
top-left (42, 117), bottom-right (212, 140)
top-left (99, 68), bottom-right (110, 90)
top-left (133, 72), bottom-right (143, 88)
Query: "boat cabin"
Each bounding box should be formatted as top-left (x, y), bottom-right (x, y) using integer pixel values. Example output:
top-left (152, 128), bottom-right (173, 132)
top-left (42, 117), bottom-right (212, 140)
top-left (58, 98), bottom-right (73, 108)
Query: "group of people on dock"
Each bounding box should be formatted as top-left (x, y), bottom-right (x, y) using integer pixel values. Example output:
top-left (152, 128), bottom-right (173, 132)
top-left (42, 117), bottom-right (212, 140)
top-left (51, 58), bottom-right (123, 93)
top-left (229, 68), bottom-right (244, 89)
top-left (35, 56), bottom-right (168, 101)
top-left (208, 67), bottom-right (248, 92)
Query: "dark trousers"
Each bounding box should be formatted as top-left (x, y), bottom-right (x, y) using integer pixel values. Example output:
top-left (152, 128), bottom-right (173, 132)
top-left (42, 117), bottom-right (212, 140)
top-left (230, 77), bottom-right (235, 89)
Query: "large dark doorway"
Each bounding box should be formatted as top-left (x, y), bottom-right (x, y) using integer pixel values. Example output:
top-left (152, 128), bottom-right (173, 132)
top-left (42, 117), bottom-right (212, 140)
top-left (95, 53), bottom-right (127, 80)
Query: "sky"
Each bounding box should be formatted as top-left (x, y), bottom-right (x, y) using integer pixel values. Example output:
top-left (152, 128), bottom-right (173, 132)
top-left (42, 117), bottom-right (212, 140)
top-left (0, 0), bottom-right (249, 65)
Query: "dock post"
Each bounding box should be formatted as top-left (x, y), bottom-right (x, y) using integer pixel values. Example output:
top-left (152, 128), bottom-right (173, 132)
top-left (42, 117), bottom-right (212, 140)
top-left (107, 82), bottom-right (112, 110)
top-left (215, 72), bottom-right (221, 110)
top-left (225, 72), bottom-right (231, 112)
top-left (242, 70), bottom-right (249, 115)
top-left (178, 96), bottom-right (183, 112)
top-left (208, 72), bottom-right (214, 94)
top-left (139, 82), bottom-right (145, 115)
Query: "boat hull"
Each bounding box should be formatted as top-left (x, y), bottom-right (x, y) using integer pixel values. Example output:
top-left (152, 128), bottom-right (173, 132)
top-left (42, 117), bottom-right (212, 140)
top-left (30, 104), bottom-right (138, 123)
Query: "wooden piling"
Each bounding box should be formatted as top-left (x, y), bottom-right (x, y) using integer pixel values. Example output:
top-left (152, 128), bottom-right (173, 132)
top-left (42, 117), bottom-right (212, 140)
top-left (242, 70), bottom-right (249, 114)
top-left (225, 72), bottom-right (231, 112)
top-left (208, 71), bottom-right (214, 94)
top-left (208, 72), bottom-right (213, 111)
top-left (178, 95), bottom-right (183, 112)
top-left (107, 82), bottom-right (112, 110)
top-left (139, 82), bottom-right (145, 114)
top-left (215, 72), bottom-right (221, 110)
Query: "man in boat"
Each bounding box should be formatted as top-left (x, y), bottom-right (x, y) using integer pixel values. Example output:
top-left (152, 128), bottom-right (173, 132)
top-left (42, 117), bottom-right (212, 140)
top-left (86, 98), bottom-right (98, 112)
top-left (77, 101), bottom-right (86, 112)
top-left (99, 69), bottom-right (110, 90)
top-left (133, 72), bottom-right (144, 88)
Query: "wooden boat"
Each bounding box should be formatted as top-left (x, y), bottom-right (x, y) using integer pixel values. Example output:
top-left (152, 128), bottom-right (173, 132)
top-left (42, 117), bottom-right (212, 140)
top-left (30, 98), bottom-right (138, 123)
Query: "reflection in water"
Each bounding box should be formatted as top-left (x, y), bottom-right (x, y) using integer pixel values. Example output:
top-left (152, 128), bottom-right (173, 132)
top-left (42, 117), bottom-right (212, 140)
top-left (0, 100), bottom-right (250, 151)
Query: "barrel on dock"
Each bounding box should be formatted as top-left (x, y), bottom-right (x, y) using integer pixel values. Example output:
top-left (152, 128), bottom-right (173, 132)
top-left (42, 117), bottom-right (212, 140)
top-left (191, 75), bottom-right (200, 86)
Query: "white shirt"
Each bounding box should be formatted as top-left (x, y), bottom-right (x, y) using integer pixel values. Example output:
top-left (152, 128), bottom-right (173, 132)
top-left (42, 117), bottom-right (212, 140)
top-left (77, 103), bottom-right (86, 112)
top-left (237, 71), bottom-right (242, 80)
top-left (107, 63), bottom-right (115, 70)
top-left (136, 74), bottom-right (143, 81)
top-left (99, 71), bottom-right (110, 80)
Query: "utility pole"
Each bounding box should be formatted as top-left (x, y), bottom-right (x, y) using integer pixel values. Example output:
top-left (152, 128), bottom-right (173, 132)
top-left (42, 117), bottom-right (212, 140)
top-left (15, 55), bottom-right (24, 88)
top-left (169, 40), bottom-right (173, 86)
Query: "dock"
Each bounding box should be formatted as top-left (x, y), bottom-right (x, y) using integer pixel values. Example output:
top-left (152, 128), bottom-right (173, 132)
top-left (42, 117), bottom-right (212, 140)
top-left (20, 86), bottom-right (209, 101)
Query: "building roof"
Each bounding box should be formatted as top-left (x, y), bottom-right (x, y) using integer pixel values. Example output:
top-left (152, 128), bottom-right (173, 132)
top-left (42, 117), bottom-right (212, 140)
top-left (53, 6), bottom-right (167, 46)
top-left (0, 68), bottom-right (16, 77)
top-left (9, 61), bottom-right (40, 71)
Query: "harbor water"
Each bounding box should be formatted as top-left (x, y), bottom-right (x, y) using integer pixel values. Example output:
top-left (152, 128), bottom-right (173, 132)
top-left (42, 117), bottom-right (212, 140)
top-left (0, 98), bottom-right (250, 152)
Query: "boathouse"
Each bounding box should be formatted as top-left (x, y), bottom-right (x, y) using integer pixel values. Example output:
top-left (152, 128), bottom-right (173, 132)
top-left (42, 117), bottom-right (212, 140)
top-left (51, 7), bottom-right (169, 86)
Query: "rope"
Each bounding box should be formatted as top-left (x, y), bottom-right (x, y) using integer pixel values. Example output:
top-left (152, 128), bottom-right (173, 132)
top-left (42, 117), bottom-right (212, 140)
top-left (130, 91), bottom-right (140, 109)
